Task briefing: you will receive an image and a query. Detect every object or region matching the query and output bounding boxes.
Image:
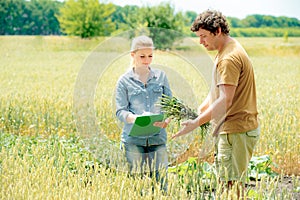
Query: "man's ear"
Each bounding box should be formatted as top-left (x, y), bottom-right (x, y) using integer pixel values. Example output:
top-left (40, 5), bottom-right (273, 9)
top-left (216, 27), bottom-right (222, 36)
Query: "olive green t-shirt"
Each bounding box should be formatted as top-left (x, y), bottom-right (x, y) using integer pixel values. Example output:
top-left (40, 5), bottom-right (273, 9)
top-left (211, 39), bottom-right (258, 134)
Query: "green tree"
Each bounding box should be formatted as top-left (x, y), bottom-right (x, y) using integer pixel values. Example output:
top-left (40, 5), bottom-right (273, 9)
top-left (143, 3), bottom-right (186, 50)
top-left (227, 17), bottom-right (242, 28)
top-left (185, 11), bottom-right (197, 25)
top-left (111, 5), bottom-right (140, 32)
top-left (0, 0), bottom-right (31, 34)
top-left (27, 0), bottom-right (61, 35)
top-left (1, 0), bottom-right (61, 35)
top-left (121, 3), bottom-right (186, 50)
top-left (242, 15), bottom-right (263, 27)
top-left (57, 0), bottom-right (115, 38)
top-left (183, 11), bottom-right (197, 35)
top-left (262, 15), bottom-right (276, 27)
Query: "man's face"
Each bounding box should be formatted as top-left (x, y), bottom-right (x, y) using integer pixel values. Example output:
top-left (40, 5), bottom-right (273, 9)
top-left (196, 28), bottom-right (217, 51)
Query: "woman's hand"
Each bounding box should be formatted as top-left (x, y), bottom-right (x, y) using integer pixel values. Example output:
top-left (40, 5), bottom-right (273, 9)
top-left (126, 113), bottom-right (137, 124)
top-left (153, 118), bottom-right (171, 128)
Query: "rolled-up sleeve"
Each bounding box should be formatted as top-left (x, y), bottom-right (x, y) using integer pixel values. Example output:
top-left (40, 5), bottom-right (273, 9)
top-left (162, 72), bottom-right (172, 97)
top-left (115, 77), bottom-right (130, 123)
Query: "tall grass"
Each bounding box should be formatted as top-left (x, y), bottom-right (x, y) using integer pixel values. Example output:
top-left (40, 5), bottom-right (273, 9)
top-left (0, 36), bottom-right (299, 199)
top-left (1, 133), bottom-right (298, 199)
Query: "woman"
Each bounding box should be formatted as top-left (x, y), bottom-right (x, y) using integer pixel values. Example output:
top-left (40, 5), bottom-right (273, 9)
top-left (115, 35), bottom-right (172, 193)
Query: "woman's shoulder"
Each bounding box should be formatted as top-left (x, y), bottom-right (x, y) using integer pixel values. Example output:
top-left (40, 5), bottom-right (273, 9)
top-left (118, 68), bottom-right (133, 79)
top-left (151, 67), bottom-right (166, 76)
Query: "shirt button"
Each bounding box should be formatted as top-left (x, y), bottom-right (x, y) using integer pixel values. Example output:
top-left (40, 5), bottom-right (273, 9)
top-left (146, 96), bottom-right (149, 98)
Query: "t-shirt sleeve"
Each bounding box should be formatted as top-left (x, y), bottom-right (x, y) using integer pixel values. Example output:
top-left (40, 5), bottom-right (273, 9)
top-left (216, 59), bottom-right (240, 86)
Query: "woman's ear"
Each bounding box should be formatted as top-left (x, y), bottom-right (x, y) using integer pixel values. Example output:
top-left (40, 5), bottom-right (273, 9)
top-left (130, 52), bottom-right (135, 58)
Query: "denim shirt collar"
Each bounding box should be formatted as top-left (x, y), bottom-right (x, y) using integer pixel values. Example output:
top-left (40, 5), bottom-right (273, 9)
top-left (129, 67), bottom-right (157, 82)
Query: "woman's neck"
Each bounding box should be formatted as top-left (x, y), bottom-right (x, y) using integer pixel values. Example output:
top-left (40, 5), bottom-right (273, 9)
top-left (133, 67), bottom-right (150, 84)
top-left (133, 66), bottom-right (150, 75)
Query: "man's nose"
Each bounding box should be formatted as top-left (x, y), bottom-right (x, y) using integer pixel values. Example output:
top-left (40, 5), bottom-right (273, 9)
top-left (199, 38), bottom-right (204, 44)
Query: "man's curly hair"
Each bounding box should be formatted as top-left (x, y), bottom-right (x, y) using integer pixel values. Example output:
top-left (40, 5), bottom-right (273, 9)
top-left (191, 9), bottom-right (230, 35)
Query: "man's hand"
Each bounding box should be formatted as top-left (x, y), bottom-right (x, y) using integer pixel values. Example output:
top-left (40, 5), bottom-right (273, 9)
top-left (171, 118), bottom-right (199, 139)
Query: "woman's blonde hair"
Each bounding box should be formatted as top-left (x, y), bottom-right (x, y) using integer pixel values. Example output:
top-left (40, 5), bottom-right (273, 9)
top-left (130, 35), bottom-right (154, 52)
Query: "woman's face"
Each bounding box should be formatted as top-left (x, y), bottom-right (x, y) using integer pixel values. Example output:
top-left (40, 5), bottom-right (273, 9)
top-left (131, 48), bottom-right (153, 69)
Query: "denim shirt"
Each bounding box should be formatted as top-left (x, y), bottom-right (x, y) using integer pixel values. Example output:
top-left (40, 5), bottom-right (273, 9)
top-left (115, 67), bottom-right (172, 146)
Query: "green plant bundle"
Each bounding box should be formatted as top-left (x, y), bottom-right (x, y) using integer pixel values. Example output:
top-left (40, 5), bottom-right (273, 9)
top-left (159, 94), bottom-right (198, 120)
top-left (158, 94), bottom-right (210, 131)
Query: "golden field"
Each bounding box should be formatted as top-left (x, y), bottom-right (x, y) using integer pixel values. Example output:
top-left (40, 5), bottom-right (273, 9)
top-left (0, 36), bottom-right (299, 199)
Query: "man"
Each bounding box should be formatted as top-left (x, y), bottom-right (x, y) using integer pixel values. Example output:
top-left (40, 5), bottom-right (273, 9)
top-left (172, 9), bottom-right (260, 198)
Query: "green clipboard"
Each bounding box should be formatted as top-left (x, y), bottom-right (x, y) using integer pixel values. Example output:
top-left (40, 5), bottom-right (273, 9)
top-left (129, 114), bottom-right (164, 137)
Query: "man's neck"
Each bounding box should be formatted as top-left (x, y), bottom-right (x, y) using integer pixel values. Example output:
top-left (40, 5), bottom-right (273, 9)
top-left (218, 35), bottom-right (233, 53)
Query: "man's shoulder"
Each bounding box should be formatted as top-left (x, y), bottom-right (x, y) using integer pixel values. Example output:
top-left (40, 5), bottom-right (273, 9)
top-left (220, 39), bottom-right (247, 60)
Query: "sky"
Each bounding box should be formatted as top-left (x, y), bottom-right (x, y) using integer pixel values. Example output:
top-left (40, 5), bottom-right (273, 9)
top-left (108, 0), bottom-right (300, 20)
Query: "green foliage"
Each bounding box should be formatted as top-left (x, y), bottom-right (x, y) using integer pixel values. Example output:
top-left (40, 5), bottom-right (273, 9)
top-left (159, 94), bottom-right (198, 120)
top-left (230, 27), bottom-right (300, 37)
top-left (184, 11), bottom-right (197, 26)
top-left (0, 132), bottom-right (295, 199)
top-left (26, 0), bottom-right (62, 35)
top-left (248, 155), bottom-right (279, 180)
top-left (0, 0), bottom-right (30, 34)
top-left (182, 12), bottom-right (299, 29)
top-left (111, 5), bottom-right (141, 31)
top-left (169, 155), bottom-right (279, 193)
top-left (228, 16), bottom-right (243, 28)
top-left (57, 0), bottom-right (115, 38)
top-left (0, 0), bottom-right (62, 35)
top-left (168, 157), bottom-right (215, 193)
top-left (241, 14), bottom-right (300, 28)
top-left (140, 3), bottom-right (186, 49)
top-left (283, 31), bottom-right (289, 42)
top-left (0, 132), bottom-right (94, 173)
top-left (228, 14), bottom-right (300, 28)
top-left (118, 3), bottom-right (186, 50)
top-left (158, 94), bottom-right (210, 137)
top-left (1, 1), bottom-right (300, 37)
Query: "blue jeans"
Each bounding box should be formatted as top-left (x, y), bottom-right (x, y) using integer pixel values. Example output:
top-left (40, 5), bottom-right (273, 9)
top-left (122, 142), bottom-right (168, 192)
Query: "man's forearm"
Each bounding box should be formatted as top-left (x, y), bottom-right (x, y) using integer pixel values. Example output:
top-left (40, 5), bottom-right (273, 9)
top-left (197, 94), bottom-right (211, 115)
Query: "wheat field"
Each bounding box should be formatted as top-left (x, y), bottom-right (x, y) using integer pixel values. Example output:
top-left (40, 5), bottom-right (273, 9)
top-left (0, 36), bottom-right (299, 199)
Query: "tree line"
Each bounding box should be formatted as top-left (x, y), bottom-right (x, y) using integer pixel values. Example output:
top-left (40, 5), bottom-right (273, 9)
top-left (1, 0), bottom-right (300, 38)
